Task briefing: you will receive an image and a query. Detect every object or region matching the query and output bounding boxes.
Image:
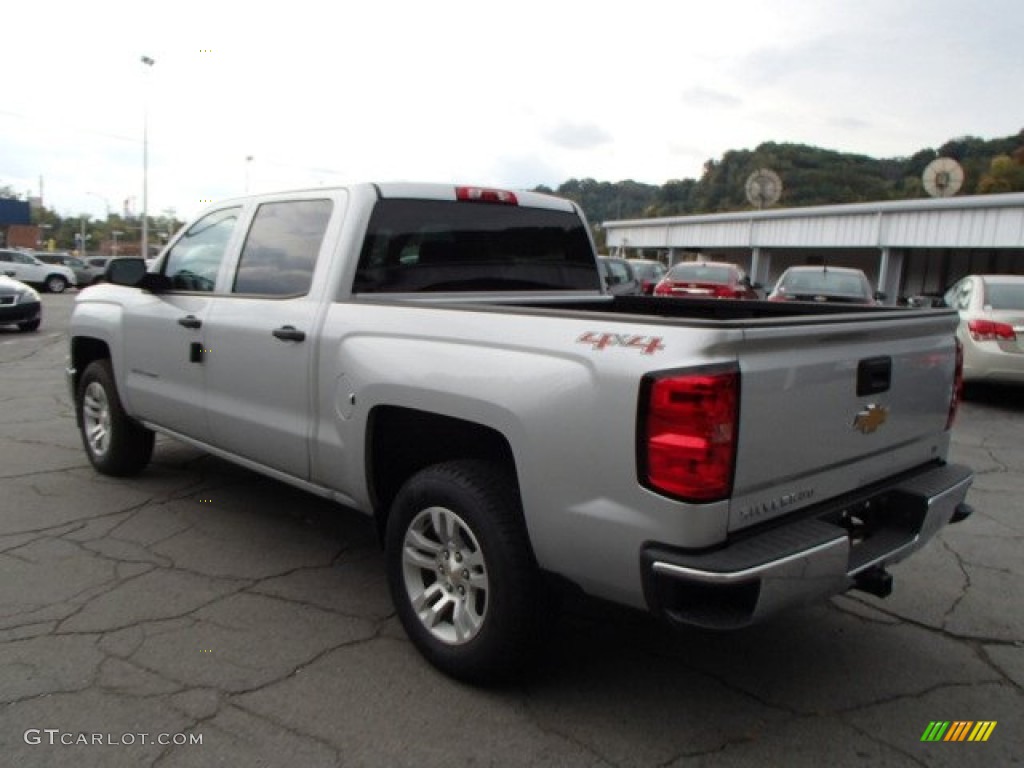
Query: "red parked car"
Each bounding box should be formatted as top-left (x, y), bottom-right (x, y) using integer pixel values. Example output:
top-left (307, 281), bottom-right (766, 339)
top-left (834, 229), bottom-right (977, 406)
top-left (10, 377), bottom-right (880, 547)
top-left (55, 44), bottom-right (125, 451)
top-left (654, 261), bottom-right (759, 299)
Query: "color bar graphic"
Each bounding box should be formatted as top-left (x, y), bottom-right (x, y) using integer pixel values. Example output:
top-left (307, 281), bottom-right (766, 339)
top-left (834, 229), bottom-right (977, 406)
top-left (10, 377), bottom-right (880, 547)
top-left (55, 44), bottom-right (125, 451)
top-left (921, 721), bottom-right (996, 742)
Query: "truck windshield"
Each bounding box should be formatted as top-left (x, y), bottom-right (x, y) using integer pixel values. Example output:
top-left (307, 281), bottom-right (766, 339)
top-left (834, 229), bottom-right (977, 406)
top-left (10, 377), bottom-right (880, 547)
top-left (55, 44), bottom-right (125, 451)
top-left (354, 199), bottom-right (600, 293)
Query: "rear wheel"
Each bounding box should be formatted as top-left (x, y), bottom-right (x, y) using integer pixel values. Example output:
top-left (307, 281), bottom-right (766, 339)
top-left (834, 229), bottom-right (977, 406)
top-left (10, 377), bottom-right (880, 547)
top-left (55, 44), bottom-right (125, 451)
top-left (45, 274), bottom-right (68, 293)
top-left (77, 360), bottom-right (154, 476)
top-left (385, 460), bottom-right (546, 685)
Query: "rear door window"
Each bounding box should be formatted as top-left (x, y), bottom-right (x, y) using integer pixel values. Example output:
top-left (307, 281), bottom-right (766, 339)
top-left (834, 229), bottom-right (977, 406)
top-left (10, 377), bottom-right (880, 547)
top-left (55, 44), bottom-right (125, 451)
top-left (231, 199), bottom-right (333, 296)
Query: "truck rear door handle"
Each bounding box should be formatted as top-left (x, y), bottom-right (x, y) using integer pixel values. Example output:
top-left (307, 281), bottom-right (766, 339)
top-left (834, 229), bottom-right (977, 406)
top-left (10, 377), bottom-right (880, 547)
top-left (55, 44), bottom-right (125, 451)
top-left (178, 315), bottom-right (202, 329)
top-left (272, 325), bottom-right (306, 342)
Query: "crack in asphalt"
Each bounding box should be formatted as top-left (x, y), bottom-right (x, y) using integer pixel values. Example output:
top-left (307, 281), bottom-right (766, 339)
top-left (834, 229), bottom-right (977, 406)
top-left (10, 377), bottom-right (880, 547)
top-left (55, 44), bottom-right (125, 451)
top-left (938, 537), bottom-right (974, 630)
top-left (0, 331), bottom-right (65, 363)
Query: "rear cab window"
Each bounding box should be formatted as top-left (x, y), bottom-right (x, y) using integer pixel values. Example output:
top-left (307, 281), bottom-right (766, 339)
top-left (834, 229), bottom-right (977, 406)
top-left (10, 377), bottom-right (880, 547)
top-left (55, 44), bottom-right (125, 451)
top-left (354, 199), bottom-right (600, 293)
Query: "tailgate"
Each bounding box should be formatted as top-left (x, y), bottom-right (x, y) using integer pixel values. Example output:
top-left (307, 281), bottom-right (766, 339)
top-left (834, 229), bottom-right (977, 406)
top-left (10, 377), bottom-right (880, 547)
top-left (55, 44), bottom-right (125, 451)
top-left (729, 310), bottom-right (960, 532)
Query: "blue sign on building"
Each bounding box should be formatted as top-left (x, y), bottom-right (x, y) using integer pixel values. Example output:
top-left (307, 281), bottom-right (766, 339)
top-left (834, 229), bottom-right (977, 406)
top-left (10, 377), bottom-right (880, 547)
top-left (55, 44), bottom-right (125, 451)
top-left (0, 198), bottom-right (31, 225)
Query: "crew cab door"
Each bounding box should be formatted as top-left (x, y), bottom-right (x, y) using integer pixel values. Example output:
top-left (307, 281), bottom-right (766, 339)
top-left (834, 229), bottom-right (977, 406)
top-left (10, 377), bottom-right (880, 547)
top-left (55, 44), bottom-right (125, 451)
top-left (202, 197), bottom-right (336, 479)
top-left (120, 206), bottom-right (243, 441)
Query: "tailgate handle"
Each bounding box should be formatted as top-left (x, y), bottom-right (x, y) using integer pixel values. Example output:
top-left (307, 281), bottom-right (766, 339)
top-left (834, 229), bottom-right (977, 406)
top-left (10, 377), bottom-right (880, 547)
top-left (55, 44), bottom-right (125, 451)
top-left (857, 356), bottom-right (891, 396)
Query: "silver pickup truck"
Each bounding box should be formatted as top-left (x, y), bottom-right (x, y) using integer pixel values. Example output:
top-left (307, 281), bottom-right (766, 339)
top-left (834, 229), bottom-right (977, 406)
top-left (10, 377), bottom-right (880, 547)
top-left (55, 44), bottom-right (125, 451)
top-left (68, 183), bottom-right (973, 683)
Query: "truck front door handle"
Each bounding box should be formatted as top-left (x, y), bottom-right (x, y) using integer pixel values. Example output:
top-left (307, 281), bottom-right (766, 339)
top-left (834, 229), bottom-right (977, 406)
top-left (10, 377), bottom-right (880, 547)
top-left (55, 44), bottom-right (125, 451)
top-left (272, 325), bottom-right (306, 342)
top-left (178, 315), bottom-right (202, 329)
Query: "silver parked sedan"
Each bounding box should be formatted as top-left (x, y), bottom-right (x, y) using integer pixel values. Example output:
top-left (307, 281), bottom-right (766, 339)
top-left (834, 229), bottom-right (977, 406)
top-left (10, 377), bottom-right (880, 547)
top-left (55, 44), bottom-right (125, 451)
top-left (944, 274), bottom-right (1024, 384)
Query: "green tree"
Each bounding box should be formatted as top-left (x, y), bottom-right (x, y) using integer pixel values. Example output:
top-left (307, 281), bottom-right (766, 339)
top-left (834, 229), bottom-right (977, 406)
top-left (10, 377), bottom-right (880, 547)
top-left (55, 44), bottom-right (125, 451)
top-left (977, 154), bottom-right (1024, 194)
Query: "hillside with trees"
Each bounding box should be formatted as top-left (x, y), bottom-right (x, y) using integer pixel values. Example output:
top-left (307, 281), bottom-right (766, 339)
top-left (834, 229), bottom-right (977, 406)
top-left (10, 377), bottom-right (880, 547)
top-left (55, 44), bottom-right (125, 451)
top-left (539, 130), bottom-right (1024, 229)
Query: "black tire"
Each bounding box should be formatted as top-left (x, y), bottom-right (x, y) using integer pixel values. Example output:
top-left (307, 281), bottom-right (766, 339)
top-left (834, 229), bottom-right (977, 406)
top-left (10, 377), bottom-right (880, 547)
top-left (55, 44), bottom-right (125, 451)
top-left (385, 460), bottom-right (546, 685)
top-left (45, 274), bottom-right (68, 293)
top-left (18, 318), bottom-right (40, 332)
top-left (76, 360), bottom-right (154, 476)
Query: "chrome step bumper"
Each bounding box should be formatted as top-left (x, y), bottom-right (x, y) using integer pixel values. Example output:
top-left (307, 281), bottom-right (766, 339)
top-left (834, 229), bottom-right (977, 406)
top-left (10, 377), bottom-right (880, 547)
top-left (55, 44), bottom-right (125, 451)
top-left (641, 463), bottom-right (974, 630)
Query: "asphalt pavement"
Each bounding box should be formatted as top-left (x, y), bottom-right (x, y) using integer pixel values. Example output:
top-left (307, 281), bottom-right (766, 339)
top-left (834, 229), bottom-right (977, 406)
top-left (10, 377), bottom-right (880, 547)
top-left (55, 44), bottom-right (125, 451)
top-left (1, 293), bottom-right (1021, 767)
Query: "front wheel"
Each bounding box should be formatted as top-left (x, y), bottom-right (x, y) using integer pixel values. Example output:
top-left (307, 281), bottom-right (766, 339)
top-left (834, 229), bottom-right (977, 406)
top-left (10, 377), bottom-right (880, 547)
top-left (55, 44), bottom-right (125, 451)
top-left (77, 360), bottom-right (154, 476)
top-left (18, 318), bottom-right (40, 332)
top-left (45, 274), bottom-right (68, 293)
top-left (385, 460), bottom-right (546, 685)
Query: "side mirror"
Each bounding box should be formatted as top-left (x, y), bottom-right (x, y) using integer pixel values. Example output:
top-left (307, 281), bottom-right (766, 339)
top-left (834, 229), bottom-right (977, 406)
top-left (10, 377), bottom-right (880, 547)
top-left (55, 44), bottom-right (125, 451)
top-left (105, 258), bottom-right (171, 293)
top-left (105, 258), bottom-right (147, 286)
top-left (874, 290), bottom-right (887, 301)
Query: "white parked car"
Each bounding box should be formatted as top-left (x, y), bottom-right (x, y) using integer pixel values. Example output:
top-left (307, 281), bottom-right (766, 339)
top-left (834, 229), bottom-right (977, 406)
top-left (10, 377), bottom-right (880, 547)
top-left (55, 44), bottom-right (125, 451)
top-left (944, 274), bottom-right (1024, 384)
top-left (0, 248), bottom-right (77, 293)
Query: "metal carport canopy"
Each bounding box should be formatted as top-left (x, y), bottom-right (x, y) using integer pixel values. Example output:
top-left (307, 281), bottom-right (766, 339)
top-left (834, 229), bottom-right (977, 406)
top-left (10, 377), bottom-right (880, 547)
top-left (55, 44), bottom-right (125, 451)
top-left (601, 192), bottom-right (1024, 251)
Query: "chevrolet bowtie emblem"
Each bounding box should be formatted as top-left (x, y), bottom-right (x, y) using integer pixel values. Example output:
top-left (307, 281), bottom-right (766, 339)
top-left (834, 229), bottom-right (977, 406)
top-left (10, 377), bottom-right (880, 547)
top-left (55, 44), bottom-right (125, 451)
top-left (853, 403), bottom-right (889, 434)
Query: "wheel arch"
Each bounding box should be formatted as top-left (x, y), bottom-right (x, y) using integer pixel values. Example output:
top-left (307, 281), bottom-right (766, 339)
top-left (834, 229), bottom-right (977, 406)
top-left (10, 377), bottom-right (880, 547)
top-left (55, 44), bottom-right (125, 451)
top-left (70, 336), bottom-right (112, 403)
top-left (366, 406), bottom-right (520, 540)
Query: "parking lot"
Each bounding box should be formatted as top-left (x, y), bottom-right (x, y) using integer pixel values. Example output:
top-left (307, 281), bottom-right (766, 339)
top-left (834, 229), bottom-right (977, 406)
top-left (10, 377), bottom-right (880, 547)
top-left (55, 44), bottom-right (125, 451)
top-left (1, 292), bottom-right (1021, 767)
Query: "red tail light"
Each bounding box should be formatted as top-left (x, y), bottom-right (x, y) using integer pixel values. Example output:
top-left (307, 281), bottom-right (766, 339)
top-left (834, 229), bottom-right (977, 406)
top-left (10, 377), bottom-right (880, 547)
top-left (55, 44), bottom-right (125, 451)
top-left (455, 186), bottom-right (518, 205)
top-left (639, 366), bottom-right (739, 501)
top-left (947, 338), bottom-right (963, 430)
top-left (967, 319), bottom-right (1016, 341)
top-left (654, 281), bottom-right (671, 296)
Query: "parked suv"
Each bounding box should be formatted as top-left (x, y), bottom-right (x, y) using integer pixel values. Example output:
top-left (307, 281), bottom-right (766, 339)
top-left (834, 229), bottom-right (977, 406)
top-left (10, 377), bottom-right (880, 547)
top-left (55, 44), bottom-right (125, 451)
top-left (598, 256), bottom-right (642, 295)
top-left (0, 249), bottom-right (77, 293)
top-left (83, 257), bottom-right (112, 284)
top-left (34, 252), bottom-right (92, 287)
top-left (627, 259), bottom-right (667, 295)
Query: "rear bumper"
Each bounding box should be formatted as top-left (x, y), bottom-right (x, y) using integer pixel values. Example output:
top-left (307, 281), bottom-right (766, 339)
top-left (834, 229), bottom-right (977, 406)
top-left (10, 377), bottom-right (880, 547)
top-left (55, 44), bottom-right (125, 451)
top-left (963, 338), bottom-right (1024, 383)
top-left (641, 463), bottom-right (973, 630)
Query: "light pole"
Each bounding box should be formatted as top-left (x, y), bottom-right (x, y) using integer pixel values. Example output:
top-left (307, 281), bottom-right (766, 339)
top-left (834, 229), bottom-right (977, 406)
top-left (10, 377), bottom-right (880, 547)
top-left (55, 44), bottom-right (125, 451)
top-left (245, 155), bottom-right (253, 193)
top-left (111, 230), bottom-right (123, 256)
top-left (78, 217), bottom-right (91, 258)
top-left (140, 55), bottom-right (155, 258)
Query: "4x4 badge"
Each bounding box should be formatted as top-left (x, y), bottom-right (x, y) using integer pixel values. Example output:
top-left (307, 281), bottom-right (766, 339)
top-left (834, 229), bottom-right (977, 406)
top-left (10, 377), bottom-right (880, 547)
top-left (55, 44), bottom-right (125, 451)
top-left (853, 403), bottom-right (889, 434)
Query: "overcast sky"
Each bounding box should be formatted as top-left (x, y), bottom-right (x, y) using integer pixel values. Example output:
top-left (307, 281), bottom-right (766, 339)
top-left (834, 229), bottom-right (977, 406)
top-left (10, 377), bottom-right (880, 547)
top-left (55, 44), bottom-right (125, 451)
top-left (3, 0), bottom-right (1021, 221)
